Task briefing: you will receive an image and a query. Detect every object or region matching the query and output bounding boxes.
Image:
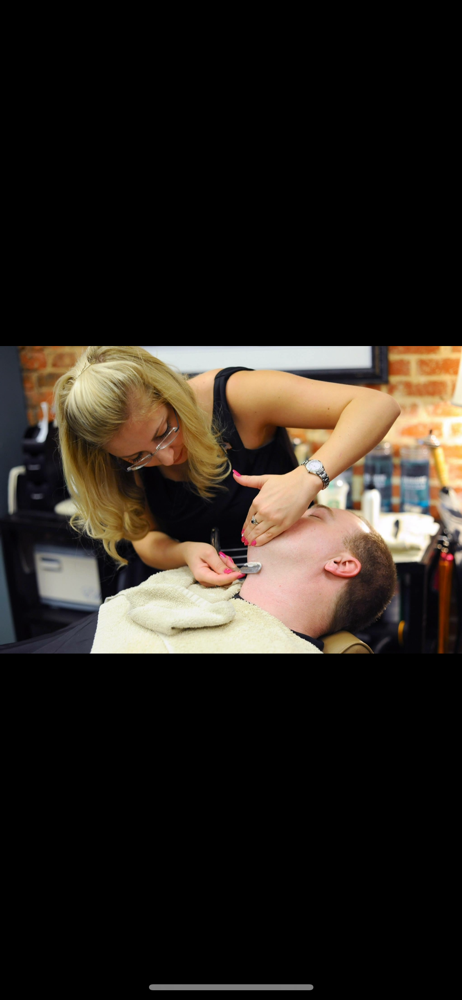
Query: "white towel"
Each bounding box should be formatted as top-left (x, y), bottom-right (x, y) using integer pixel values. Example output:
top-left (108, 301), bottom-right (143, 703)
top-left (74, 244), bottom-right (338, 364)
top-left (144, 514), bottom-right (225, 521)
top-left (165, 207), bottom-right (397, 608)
top-left (91, 566), bottom-right (322, 654)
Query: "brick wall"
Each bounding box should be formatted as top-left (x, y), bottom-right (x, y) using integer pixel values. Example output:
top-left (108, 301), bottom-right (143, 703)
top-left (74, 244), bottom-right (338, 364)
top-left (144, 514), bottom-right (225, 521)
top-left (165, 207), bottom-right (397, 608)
top-left (18, 347), bottom-right (87, 426)
top-left (18, 345), bottom-right (462, 518)
top-left (287, 345), bottom-right (462, 520)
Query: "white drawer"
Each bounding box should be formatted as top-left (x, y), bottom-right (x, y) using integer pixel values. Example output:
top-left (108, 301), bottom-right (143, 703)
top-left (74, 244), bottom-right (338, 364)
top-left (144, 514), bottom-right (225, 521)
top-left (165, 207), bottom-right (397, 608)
top-left (33, 544), bottom-right (102, 610)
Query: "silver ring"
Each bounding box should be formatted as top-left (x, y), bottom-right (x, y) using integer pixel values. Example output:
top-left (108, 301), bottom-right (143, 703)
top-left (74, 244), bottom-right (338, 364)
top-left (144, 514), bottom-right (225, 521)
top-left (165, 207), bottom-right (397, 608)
top-left (251, 516), bottom-right (260, 525)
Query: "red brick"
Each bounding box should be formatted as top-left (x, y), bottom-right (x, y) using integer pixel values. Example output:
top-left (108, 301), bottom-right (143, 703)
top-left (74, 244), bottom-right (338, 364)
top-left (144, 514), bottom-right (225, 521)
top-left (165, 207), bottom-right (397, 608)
top-left (397, 402), bottom-right (420, 418)
top-left (51, 352), bottom-right (77, 369)
top-left (388, 380), bottom-right (453, 397)
top-left (22, 374), bottom-right (36, 394)
top-left (389, 360), bottom-right (411, 376)
top-left (37, 372), bottom-right (61, 389)
top-left (418, 358), bottom-right (461, 376)
top-left (422, 402), bottom-right (459, 417)
top-left (389, 346), bottom-right (440, 353)
top-left (399, 421), bottom-right (443, 439)
top-left (20, 348), bottom-right (47, 370)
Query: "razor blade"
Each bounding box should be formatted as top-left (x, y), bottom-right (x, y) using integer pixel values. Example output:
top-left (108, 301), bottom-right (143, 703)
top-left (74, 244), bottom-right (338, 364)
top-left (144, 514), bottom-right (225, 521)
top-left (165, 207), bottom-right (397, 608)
top-left (211, 527), bottom-right (261, 573)
top-left (237, 562), bottom-right (262, 574)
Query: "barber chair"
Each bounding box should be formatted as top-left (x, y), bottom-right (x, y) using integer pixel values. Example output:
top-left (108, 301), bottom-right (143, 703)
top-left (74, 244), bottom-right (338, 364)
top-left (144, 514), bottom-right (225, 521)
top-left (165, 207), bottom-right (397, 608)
top-left (210, 529), bottom-right (374, 654)
top-left (320, 632), bottom-right (373, 654)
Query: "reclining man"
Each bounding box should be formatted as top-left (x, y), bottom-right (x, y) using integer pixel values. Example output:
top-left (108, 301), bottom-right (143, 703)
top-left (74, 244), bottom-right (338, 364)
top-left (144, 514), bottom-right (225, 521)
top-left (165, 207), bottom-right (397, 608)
top-left (90, 504), bottom-right (397, 654)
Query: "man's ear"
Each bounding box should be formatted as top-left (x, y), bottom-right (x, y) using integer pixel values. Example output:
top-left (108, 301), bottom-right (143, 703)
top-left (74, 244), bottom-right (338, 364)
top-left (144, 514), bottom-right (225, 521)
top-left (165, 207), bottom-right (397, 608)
top-left (324, 552), bottom-right (361, 578)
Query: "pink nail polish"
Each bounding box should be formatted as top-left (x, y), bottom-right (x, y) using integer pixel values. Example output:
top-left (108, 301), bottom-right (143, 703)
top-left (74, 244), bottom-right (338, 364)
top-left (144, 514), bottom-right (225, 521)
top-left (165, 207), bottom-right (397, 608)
top-left (243, 537), bottom-right (248, 546)
top-left (233, 470), bottom-right (241, 476)
top-left (238, 573), bottom-right (246, 578)
top-left (219, 551), bottom-right (227, 559)
top-left (224, 568), bottom-right (233, 574)
top-left (251, 539), bottom-right (257, 546)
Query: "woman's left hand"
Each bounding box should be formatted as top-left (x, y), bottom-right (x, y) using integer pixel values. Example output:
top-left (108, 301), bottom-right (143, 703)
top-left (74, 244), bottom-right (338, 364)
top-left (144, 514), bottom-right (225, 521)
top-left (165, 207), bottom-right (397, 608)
top-left (234, 467), bottom-right (319, 546)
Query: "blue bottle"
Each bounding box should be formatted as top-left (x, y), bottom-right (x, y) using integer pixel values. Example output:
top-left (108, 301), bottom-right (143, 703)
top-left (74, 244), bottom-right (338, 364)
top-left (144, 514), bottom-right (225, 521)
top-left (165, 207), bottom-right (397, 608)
top-left (400, 444), bottom-right (430, 514)
top-left (337, 466), bottom-right (354, 508)
top-left (364, 442), bottom-right (393, 513)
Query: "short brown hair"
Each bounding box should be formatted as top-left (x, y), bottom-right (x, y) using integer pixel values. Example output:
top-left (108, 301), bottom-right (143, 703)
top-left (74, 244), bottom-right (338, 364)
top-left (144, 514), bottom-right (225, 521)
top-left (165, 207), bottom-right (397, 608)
top-left (328, 524), bottom-right (397, 634)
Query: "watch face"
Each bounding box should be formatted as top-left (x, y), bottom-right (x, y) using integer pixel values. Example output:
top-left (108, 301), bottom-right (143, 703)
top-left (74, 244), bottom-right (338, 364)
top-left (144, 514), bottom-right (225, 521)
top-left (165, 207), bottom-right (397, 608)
top-left (309, 460), bottom-right (323, 472)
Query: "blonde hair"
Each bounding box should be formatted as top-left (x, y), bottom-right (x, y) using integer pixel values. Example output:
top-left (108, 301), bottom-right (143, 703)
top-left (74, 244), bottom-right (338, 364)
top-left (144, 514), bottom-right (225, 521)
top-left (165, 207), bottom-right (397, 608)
top-left (53, 346), bottom-right (231, 564)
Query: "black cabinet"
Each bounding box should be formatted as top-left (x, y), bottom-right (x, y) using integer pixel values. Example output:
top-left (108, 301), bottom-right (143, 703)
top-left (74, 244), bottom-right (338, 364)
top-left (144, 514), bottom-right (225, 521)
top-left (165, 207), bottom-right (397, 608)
top-left (0, 512), bottom-right (123, 641)
top-left (355, 531), bottom-right (441, 654)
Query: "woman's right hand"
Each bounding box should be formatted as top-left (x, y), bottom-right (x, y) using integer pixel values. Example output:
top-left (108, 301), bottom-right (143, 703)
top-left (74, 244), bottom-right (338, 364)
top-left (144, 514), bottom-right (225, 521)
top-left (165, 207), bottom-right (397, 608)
top-left (182, 542), bottom-right (246, 588)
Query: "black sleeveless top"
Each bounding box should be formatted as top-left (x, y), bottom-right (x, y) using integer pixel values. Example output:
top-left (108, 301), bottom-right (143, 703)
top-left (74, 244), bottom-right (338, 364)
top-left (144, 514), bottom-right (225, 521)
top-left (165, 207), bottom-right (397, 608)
top-left (140, 367), bottom-right (299, 551)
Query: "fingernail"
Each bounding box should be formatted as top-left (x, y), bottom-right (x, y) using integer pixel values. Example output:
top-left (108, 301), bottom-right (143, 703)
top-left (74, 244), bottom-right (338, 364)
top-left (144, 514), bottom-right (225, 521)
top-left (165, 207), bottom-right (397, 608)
top-left (251, 539), bottom-right (257, 546)
top-left (243, 537), bottom-right (248, 546)
top-left (224, 568), bottom-right (233, 574)
top-left (233, 470), bottom-right (241, 476)
top-left (238, 573), bottom-right (246, 578)
top-left (219, 551), bottom-right (227, 559)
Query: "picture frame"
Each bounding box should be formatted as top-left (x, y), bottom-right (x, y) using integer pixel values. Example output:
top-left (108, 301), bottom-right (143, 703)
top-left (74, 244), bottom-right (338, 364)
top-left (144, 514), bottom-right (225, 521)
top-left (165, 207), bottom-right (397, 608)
top-left (141, 346), bottom-right (388, 384)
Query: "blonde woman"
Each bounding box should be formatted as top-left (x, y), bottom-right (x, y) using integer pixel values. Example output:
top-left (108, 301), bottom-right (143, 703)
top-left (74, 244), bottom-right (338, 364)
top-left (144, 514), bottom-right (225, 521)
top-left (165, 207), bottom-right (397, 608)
top-left (53, 346), bottom-right (400, 587)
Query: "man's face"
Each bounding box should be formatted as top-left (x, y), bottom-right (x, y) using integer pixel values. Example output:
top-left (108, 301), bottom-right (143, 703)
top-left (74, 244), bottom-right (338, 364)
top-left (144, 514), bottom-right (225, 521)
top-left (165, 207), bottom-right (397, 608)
top-left (251, 504), bottom-right (371, 571)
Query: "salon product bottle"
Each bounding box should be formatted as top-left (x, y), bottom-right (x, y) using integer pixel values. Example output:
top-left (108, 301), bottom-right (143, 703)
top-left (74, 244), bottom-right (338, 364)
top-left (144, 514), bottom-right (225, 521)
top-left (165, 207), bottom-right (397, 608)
top-left (400, 444), bottom-right (430, 514)
top-left (324, 476), bottom-right (350, 509)
top-left (364, 442), bottom-right (393, 512)
top-left (361, 468), bottom-right (382, 529)
top-left (338, 466), bottom-right (354, 508)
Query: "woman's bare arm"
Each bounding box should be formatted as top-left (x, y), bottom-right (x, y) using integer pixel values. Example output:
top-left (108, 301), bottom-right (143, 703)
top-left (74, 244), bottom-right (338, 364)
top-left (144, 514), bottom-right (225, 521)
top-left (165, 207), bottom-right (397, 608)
top-left (226, 368), bottom-right (401, 477)
top-left (224, 369), bottom-right (401, 547)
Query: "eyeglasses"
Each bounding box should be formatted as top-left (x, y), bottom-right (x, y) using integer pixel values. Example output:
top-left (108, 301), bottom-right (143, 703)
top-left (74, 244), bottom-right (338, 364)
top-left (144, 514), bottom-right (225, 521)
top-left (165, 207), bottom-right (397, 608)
top-left (123, 408), bottom-right (180, 471)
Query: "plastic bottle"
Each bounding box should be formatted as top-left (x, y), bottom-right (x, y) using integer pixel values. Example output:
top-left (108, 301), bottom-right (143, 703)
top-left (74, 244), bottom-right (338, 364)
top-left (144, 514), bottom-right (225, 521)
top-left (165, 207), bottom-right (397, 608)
top-left (337, 466), bottom-right (354, 508)
top-left (364, 442), bottom-right (393, 513)
top-left (400, 444), bottom-right (430, 514)
top-left (323, 476), bottom-right (350, 509)
top-left (361, 467), bottom-right (382, 529)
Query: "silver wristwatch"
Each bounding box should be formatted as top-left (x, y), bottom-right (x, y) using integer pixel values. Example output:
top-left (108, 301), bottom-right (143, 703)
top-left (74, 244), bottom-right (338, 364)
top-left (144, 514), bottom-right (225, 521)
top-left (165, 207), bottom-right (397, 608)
top-left (302, 458), bottom-right (330, 489)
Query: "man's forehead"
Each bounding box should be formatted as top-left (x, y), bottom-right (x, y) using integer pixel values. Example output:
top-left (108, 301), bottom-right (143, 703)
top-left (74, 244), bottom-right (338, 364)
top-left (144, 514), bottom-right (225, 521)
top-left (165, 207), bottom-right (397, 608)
top-left (350, 511), bottom-right (372, 533)
top-left (335, 507), bottom-right (372, 533)
top-left (305, 505), bottom-right (371, 533)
